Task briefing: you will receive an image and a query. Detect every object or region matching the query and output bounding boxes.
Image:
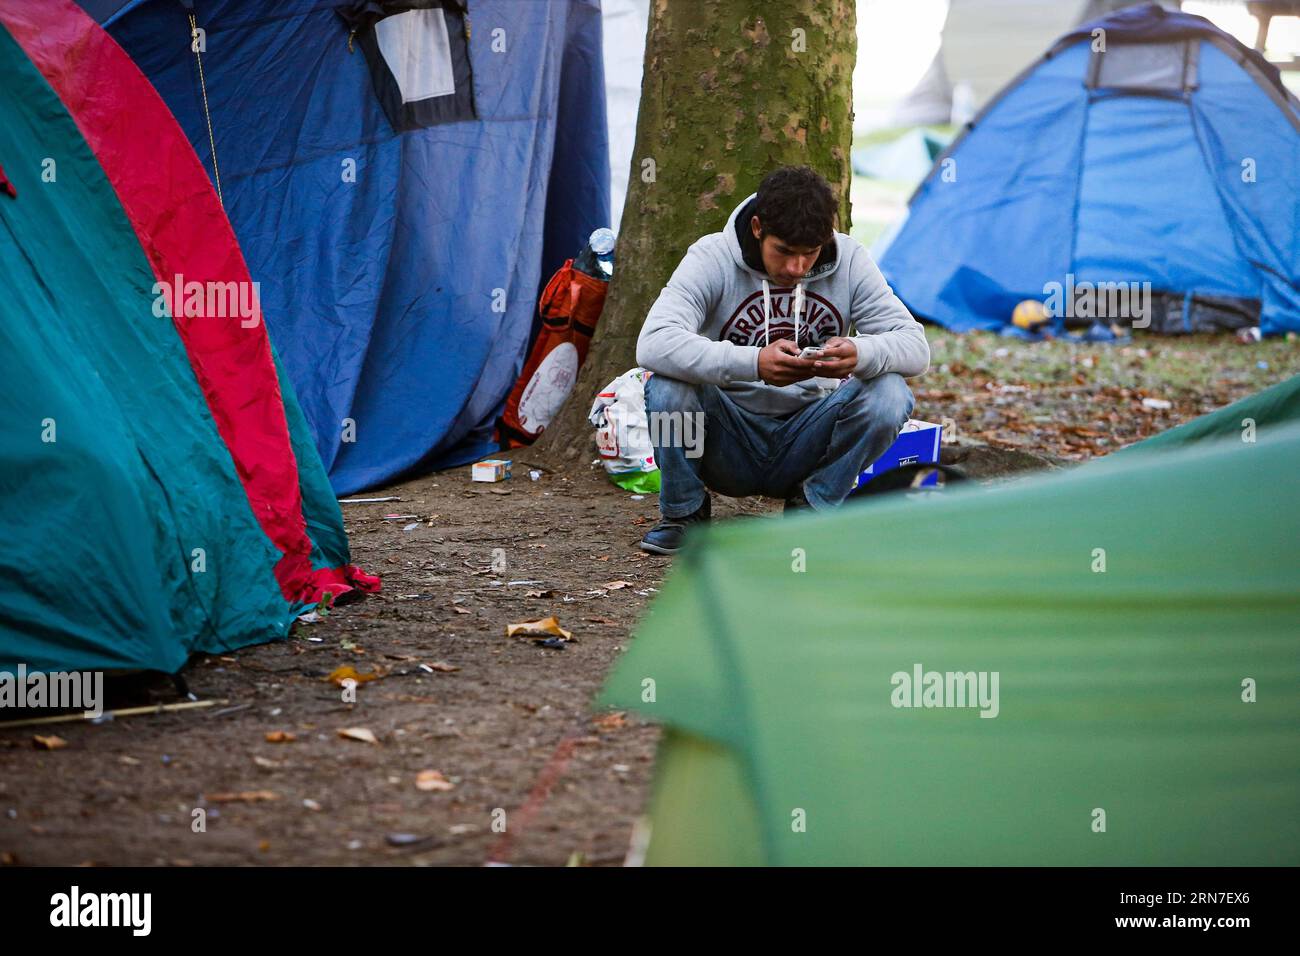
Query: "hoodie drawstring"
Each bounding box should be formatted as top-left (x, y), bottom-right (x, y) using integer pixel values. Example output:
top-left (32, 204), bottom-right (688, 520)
top-left (793, 282), bottom-right (804, 348)
top-left (762, 279), bottom-right (805, 349)
top-left (762, 279), bottom-right (771, 347)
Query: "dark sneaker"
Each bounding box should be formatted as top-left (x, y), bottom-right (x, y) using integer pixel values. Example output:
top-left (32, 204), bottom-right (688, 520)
top-left (639, 497), bottom-right (711, 555)
top-left (783, 487), bottom-right (812, 515)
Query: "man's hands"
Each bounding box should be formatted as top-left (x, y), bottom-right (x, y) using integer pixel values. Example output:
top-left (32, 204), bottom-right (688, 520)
top-left (757, 339), bottom-right (816, 386)
top-left (811, 337), bottom-right (858, 378)
top-left (757, 337), bottom-right (859, 386)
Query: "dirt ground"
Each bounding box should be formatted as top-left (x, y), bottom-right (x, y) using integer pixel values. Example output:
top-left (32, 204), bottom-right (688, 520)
top-left (1, 333), bottom-right (1294, 867)
top-left (0, 464), bottom-right (774, 867)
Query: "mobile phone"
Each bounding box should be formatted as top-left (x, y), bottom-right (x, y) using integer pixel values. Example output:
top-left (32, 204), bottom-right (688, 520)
top-left (798, 346), bottom-right (825, 360)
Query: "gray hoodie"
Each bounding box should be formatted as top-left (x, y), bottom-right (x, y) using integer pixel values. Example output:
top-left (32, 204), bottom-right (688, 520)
top-left (636, 193), bottom-right (929, 416)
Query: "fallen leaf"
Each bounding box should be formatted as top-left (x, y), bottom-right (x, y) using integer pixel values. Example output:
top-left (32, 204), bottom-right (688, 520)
top-left (602, 580), bottom-right (634, 591)
top-left (326, 665), bottom-right (380, 686)
top-left (505, 616), bottom-right (573, 641)
top-left (451, 605), bottom-right (471, 615)
top-left (32, 735), bottom-right (66, 751)
top-left (253, 756), bottom-right (280, 769)
top-left (415, 770), bottom-right (455, 792)
top-left (593, 711), bottom-right (628, 732)
top-left (425, 661), bottom-right (460, 673)
top-left (206, 790), bottom-right (280, 803)
top-left (337, 727), bottom-right (379, 745)
top-left (264, 731), bottom-right (296, 743)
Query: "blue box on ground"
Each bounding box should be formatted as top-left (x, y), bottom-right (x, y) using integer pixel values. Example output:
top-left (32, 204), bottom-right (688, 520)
top-left (855, 419), bottom-right (943, 490)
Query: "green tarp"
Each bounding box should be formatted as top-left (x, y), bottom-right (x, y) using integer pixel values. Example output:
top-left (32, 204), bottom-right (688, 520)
top-left (600, 408), bottom-right (1300, 865)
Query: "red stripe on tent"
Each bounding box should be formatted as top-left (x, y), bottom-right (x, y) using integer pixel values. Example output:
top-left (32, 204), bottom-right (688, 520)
top-left (0, 0), bottom-right (377, 604)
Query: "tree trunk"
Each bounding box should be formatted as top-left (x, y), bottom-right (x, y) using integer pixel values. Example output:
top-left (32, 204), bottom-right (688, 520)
top-left (531, 0), bottom-right (857, 467)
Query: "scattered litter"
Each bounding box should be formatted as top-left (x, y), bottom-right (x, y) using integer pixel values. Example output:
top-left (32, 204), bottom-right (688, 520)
top-left (612, 764), bottom-right (630, 774)
top-left (529, 470), bottom-right (541, 481)
top-left (252, 756), bottom-right (279, 769)
top-left (306, 636), bottom-right (324, 643)
top-left (538, 637), bottom-right (568, 650)
top-left (339, 496), bottom-right (400, 504)
top-left (346, 839), bottom-right (363, 851)
top-left (630, 494), bottom-right (645, 500)
top-left (382, 513), bottom-right (419, 520)
top-left (269, 708), bottom-right (282, 717)
top-left (119, 755), bottom-right (141, 766)
top-left (602, 580), bottom-right (634, 591)
top-left (32, 735), bottom-right (67, 751)
top-left (264, 731), bottom-right (296, 743)
top-left (425, 661), bottom-right (460, 673)
top-left (451, 605), bottom-right (471, 615)
top-left (402, 522), bottom-right (420, 532)
top-left (1257, 360), bottom-right (1269, 370)
top-left (472, 458), bottom-right (512, 482)
top-left (337, 727), bottom-right (379, 745)
top-left (415, 769), bottom-right (455, 792)
top-left (385, 832), bottom-right (430, 847)
top-left (506, 616), bottom-right (573, 641)
top-left (206, 790), bottom-right (279, 804)
top-left (448, 823), bottom-right (478, 836)
top-left (507, 580), bottom-right (543, 586)
top-left (302, 798), bottom-right (323, 812)
top-left (525, 589), bottom-right (556, 599)
top-left (296, 611), bottom-right (323, 625)
top-left (326, 665), bottom-right (379, 687)
top-left (1142, 397), bottom-right (1172, 410)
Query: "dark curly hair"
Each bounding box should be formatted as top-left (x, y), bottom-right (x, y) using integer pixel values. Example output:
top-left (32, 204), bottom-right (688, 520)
top-left (753, 166), bottom-right (836, 248)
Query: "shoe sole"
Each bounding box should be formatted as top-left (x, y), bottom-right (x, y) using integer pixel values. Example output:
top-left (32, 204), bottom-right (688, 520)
top-left (638, 539), bottom-right (678, 556)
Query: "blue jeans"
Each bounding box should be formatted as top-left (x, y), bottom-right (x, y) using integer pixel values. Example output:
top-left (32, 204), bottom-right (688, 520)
top-left (644, 372), bottom-right (915, 517)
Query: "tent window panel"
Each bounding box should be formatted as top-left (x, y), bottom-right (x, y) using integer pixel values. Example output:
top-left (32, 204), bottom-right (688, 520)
top-left (1087, 40), bottom-right (1198, 92)
top-left (375, 9), bottom-right (456, 103)
top-left (344, 1), bottom-right (477, 133)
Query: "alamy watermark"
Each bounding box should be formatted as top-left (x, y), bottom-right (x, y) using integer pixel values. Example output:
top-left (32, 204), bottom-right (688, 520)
top-left (1043, 273), bottom-right (1151, 329)
top-left (152, 273), bottom-right (261, 328)
top-left (890, 663), bottom-right (1000, 718)
top-left (0, 664), bottom-right (104, 718)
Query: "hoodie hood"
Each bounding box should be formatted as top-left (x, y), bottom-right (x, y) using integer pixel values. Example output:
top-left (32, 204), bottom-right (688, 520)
top-left (725, 192), bottom-right (841, 283)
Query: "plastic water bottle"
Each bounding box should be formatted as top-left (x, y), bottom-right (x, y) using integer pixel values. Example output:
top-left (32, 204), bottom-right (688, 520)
top-left (573, 228), bottom-right (615, 281)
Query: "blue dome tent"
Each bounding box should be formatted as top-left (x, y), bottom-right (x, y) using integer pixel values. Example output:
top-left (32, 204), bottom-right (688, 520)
top-left (79, 0), bottom-right (610, 494)
top-left (877, 3), bottom-right (1300, 337)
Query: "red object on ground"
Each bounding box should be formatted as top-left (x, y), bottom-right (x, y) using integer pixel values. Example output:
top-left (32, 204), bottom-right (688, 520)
top-left (2, 0), bottom-right (377, 603)
top-left (499, 259), bottom-right (608, 447)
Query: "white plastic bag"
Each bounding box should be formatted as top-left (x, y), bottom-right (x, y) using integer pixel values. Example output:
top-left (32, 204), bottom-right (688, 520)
top-left (588, 367), bottom-right (659, 491)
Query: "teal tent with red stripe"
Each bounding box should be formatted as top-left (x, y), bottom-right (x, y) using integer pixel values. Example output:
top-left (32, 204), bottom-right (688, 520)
top-left (0, 0), bottom-right (378, 675)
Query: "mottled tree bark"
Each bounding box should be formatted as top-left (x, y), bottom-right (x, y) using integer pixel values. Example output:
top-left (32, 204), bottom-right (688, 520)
top-left (532, 0), bottom-right (857, 465)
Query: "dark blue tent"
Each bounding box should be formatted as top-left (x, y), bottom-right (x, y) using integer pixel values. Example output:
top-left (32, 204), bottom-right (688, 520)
top-left (83, 0), bottom-right (610, 493)
top-left (878, 3), bottom-right (1300, 337)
